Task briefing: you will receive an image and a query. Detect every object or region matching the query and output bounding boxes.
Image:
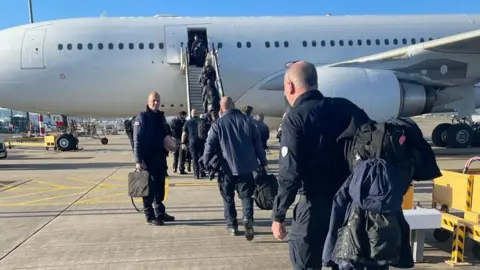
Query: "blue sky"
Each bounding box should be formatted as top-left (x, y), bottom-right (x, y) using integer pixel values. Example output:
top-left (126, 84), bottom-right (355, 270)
top-left (1, 0), bottom-right (479, 30)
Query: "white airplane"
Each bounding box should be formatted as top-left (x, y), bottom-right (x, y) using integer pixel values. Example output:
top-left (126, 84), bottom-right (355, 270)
top-left (1, 14), bottom-right (480, 149)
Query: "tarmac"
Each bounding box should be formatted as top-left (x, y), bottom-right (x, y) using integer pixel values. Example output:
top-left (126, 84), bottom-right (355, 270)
top-left (0, 118), bottom-right (479, 269)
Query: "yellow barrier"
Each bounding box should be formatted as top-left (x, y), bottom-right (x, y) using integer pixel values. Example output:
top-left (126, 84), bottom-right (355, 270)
top-left (432, 158), bottom-right (480, 263)
top-left (402, 183), bottom-right (414, 210)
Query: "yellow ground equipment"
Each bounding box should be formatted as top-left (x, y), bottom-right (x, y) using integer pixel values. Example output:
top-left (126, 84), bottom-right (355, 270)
top-left (432, 156), bottom-right (480, 265)
top-left (44, 134), bottom-right (58, 151)
top-left (44, 132), bottom-right (79, 151)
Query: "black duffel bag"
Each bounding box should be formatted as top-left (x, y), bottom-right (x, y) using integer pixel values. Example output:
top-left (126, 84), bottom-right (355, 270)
top-left (254, 168), bottom-right (278, 210)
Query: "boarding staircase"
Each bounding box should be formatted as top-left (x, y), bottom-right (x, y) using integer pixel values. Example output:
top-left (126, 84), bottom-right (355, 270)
top-left (180, 44), bottom-right (224, 115)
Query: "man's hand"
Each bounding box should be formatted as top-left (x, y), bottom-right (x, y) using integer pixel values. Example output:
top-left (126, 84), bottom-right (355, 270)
top-left (136, 162), bottom-right (146, 171)
top-left (272, 221), bottom-right (287, 241)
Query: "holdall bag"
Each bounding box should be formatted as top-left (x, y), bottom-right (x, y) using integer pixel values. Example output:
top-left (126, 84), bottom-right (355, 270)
top-left (128, 169), bottom-right (150, 212)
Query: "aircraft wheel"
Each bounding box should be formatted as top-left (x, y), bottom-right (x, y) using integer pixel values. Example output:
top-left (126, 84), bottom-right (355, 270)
top-left (446, 123), bottom-right (473, 148)
top-left (433, 228), bottom-right (451, 242)
top-left (56, 134), bottom-right (74, 151)
top-left (431, 123), bottom-right (451, 147)
top-left (101, 137), bottom-right (108, 145)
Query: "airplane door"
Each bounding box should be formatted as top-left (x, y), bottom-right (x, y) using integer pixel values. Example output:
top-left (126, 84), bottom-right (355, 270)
top-left (21, 29), bottom-right (47, 69)
top-left (164, 25), bottom-right (188, 64)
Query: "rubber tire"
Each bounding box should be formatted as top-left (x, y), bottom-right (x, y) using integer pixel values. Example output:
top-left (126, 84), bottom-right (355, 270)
top-left (446, 123), bottom-right (474, 148)
top-left (55, 134), bottom-right (73, 151)
top-left (431, 123), bottom-right (452, 147)
top-left (101, 137), bottom-right (108, 145)
top-left (472, 126), bottom-right (480, 147)
top-left (433, 228), bottom-right (451, 242)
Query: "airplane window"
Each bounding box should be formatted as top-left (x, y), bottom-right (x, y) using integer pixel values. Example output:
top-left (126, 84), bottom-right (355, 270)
top-left (311, 40), bottom-right (316, 47)
top-left (284, 41), bottom-right (289, 47)
top-left (87, 43), bottom-right (93, 50)
top-left (348, 40), bottom-right (353, 46)
top-left (402, 38), bottom-right (407, 45)
top-left (108, 43), bottom-right (114, 50)
top-left (420, 38), bottom-right (425, 43)
top-left (159, 42), bottom-right (164, 49)
top-left (237, 42), bottom-right (242, 48)
top-left (274, 41), bottom-right (279, 48)
top-left (67, 43), bottom-right (72, 50)
top-left (98, 43), bottom-right (103, 50)
top-left (148, 43), bottom-right (154, 50)
top-left (366, 39), bottom-right (371, 46)
top-left (318, 40), bottom-right (324, 47)
top-left (58, 44), bottom-right (63, 50)
top-left (139, 43), bottom-right (144, 50)
top-left (129, 43), bottom-right (134, 50)
top-left (375, 39), bottom-right (380, 45)
top-left (118, 43), bottom-right (124, 50)
top-left (428, 37), bottom-right (433, 41)
top-left (77, 43), bottom-right (83, 50)
top-left (411, 38), bottom-right (416, 44)
top-left (330, 40), bottom-right (335, 46)
top-left (393, 39), bottom-right (398, 45)
top-left (246, 41), bottom-right (251, 48)
top-left (265, 41), bottom-right (270, 48)
top-left (302, 40), bottom-right (307, 47)
top-left (217, 42), bottom-right (222, 49)
top-left (339, 40), bottom-right (344, 46)
top-left (384, 39), bottom-right (389, 45)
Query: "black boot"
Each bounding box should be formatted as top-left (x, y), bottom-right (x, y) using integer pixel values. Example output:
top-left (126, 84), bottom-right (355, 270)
top-left (145, 208), bottom-right (164, 226)
top-left (243, 218), bottom-right (254, 241)
top-left (162, 213), bottom-right (176, 222)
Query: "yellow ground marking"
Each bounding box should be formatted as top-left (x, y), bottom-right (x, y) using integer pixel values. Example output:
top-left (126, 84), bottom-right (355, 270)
top-left (10, 191), bottom-right (90, 206)
top-left (66, 176), bottom-right (119, 189)
top-left (76, 192), bottom-right (125, 204)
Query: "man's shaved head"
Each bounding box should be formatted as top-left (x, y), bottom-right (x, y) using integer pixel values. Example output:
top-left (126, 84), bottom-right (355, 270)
top-left (147, 92), bottom-right (160, 111)
top-left (220, 96), bottom-right (235, 115)
top-left (284, 61), bottom-right (318, 106)
top-left (191, 109), bottom-right (197, 117)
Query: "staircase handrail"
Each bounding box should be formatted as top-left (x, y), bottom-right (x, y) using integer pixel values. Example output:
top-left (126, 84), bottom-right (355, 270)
top-left (210, 43), bottom-right (225, 98)
top-left (183, 46), bottom-right (192, 116)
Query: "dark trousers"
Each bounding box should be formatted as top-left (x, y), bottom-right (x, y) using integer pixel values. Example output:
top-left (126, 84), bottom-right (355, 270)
top-left (173, 148), bottom-right (182, 172)
top-left (217, 172), bottom-right (255, 228)
top-left (142, 166), bottom-right (166, 219)
top-left (289, 197), bottom-right (331, 270)
top-left (190, 139), bottom-right (204, 177)
top-left (179, 148), bottom-right (192, 172)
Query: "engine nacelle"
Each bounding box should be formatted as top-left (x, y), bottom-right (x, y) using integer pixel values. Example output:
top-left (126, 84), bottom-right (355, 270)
top-left (315, 67), bottom-right (436, 122)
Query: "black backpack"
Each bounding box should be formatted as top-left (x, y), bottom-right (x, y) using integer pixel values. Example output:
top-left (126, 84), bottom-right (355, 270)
top-left (197, 119), bottom-right (209, 140)
top-left (349, 118), bottom-right (411, 172)
top-left (254, 169), bottom-right (278, 210)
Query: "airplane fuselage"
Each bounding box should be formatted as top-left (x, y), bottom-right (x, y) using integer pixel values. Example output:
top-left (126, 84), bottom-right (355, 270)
top-left (1, 14), bottom-right (480, 117)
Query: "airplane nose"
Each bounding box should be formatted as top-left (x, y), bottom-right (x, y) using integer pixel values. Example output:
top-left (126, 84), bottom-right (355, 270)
top-left (0, 26), bottom-right (34, 109)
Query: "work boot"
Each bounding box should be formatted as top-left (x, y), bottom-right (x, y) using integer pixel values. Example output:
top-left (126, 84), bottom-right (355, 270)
top-left (200, 171), bottom-right (206, 178)
top-left (162, 213), bottom-right (175, 222)
top-left (179, 171), bottom-right (187, 175)
top-left (227, 227), bottom-right (239, 236)
top-left (145, 208), bottom-right (164, 226)
top-left (243, 218), bottom-right (254, 241)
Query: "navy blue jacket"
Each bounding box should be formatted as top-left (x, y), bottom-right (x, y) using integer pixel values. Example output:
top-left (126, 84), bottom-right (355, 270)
top-left (255, 120), bottom-right (270, 149)
top-left (323, 159), bottom-right (414, 268)
top-left (272, 90), bottom-right (370, 223)
top-left (202, 109), bottom-right (267, 176)
top-left (133, 107), bottom-right (168, 165)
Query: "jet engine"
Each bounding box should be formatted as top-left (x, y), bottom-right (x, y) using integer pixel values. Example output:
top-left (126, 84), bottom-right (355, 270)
top-left (315, 67), bottom-right (436, 122)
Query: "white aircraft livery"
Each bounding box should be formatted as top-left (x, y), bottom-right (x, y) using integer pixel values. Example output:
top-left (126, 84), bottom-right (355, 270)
top-left (1, 14), bottom-right (480, 148)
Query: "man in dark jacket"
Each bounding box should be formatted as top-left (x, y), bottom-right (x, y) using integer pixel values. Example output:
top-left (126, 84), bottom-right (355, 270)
top-left (270, 61), bottom-right (370, 270)
top-left (202, 96), bottom-right (268, 241)
top-left (133, 92), bottom-right (177, 226)
top-left (170, 111), bottom-right (187, 174)
top-left (255, 113), bottom-right (270, 150)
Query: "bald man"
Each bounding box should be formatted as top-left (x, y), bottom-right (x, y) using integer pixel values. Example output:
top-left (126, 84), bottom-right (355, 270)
top-left (133, 92), bottom-right (177, 226)
top-left (270, 61), bottom-right (369, 269)
top-left (202, 96), bottom-right (268, 240)
top-left (181, 109), bottom-right (206, 179)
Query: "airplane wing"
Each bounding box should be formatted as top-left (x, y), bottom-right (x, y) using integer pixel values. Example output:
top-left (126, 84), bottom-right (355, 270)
top-left (328, 28), bottom-right (480, 87)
